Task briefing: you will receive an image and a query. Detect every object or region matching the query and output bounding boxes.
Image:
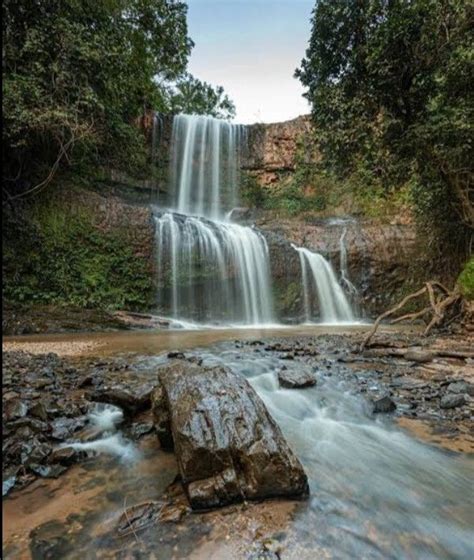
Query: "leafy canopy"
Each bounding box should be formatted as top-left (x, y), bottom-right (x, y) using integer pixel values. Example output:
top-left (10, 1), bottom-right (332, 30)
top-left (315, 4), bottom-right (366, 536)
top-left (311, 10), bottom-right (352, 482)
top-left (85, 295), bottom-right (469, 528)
top-left (3, 0), bottom-right (235, 196)
top-left (296, 0), bottom-right (473, 233)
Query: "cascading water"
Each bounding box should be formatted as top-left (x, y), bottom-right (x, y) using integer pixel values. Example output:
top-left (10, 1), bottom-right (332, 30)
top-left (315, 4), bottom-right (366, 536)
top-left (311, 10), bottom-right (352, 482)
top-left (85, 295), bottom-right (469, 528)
top-left (292, 245), bottom-right (354, 323)
top-left (154, 114), bottom-right (274, 325)
top-left (339, 227), bottom-right (358, 296)
top-left (168, 114), bottom-right (246, 218)
top-left (155, 212), bottom-right (273, 323)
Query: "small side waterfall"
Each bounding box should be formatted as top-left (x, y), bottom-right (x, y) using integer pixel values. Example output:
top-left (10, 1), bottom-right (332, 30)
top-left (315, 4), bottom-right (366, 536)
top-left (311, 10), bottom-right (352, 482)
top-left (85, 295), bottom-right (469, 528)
top-left (154, 114), bottom-right (273, 325)
top-left (339, 227), bottom-right (358, 296)
top-left (292, 245), bottom-right (354, 323)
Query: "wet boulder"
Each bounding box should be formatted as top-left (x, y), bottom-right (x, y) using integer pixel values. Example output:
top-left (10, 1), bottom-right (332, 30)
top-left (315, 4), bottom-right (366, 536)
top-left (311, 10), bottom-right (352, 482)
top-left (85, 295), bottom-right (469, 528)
top-left (51, 416), bottom-right (86, 441)
top-left (167, 350), bottom-right (186, 359)
top-left (89, 383), bottom-right (154, 416)
top-left (372, 395), bottom-right (397, 413)
top-left (4, 399), bottom-right (28, 421)
top-left (403, 349), bottom-right (434, 363)
top-left (152, 361), bottom-right (309, 510)
top-left (447, 381), bottom-right (474, 396)
top-left (278, 366), bottom-right (317, 389)
top-left (49, 446), bottom-right (79, 466)
top-left (29, 400), bottom-right (49, 421)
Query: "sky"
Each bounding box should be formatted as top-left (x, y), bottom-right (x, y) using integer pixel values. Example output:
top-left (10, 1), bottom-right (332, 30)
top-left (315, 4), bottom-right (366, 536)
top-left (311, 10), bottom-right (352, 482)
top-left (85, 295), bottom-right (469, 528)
top-left (186, 0), bottom-right (314, 124)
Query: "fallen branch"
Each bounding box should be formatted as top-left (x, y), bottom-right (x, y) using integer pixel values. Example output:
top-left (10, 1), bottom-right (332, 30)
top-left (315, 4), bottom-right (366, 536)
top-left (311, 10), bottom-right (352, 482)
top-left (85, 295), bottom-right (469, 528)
top-left (360, 282), bottom-right (462, 350)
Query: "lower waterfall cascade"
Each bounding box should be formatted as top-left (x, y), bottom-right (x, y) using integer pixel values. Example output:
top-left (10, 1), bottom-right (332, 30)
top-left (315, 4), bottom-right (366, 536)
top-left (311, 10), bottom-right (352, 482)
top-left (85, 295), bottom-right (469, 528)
top-left (153, 113), bottom-right (356, 325)
top-left (339, 227), bottom-right (358, 297)
top-left (154, 211), bottom-right (274, 324)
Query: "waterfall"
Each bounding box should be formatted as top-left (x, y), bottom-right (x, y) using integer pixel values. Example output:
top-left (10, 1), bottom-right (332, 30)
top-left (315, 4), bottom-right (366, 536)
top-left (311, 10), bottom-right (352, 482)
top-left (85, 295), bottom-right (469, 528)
top-left (169, 114), bottom-right (246, 219)
top-left (155, 212), bottom-right (273, 324)
top-left (154, 114), bottom-right (273, 325)
top-left (292, 245), bottom-right (354, 323)
top-left (151, 112), bottom-right (163, 165)
top-left (339, 227), bottom-right (358, 296)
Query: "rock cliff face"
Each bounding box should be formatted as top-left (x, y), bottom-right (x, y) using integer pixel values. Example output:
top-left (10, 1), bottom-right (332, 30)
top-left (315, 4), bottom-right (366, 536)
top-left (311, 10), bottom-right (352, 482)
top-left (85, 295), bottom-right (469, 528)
top-left (3, 112), bottom-right (429, 331)
top-left (60, 185), bottom-right (155, 264)
top-left (243, 115), bottom-right (316, 187)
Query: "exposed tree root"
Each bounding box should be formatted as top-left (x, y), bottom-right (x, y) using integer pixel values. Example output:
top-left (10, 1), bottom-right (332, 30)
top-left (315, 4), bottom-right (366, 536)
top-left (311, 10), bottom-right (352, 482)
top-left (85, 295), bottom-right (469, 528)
top-left (360, 282), bottom-right (464, 350)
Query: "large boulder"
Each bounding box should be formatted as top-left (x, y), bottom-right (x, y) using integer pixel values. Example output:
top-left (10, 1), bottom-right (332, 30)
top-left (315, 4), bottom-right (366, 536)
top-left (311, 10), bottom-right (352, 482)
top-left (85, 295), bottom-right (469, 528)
top-left (151, 361), bottom-right (309, 510)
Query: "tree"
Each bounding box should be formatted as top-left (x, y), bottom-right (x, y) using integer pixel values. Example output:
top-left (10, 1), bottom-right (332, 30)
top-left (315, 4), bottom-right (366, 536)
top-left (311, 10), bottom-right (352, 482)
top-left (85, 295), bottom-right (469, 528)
top-left (168, 74), bottom-right (236, 119)
top-left (296, 0), bottom-right (473, 231)
top-left (2, 0), bottom-right (235, 198)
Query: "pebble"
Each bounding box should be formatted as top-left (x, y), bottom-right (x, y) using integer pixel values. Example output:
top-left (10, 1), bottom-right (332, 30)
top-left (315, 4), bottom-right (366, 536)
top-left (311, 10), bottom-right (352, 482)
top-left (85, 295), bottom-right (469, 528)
top-left (440, 394), bottom-right (465, 409)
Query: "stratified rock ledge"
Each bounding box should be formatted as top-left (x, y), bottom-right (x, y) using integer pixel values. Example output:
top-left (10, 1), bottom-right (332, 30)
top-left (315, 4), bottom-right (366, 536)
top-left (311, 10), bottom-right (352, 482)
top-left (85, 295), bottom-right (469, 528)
top-left (152, 361), bottom-right (309, 510)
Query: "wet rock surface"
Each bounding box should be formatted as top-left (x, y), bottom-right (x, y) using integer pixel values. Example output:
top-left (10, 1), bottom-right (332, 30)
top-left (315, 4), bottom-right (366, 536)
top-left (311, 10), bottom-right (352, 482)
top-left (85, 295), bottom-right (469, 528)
top-left (2, 351), bottom-right (160, 495)
top-left (278, 365), bottom-right (317, 389)
top-left (3, 328), bottom-right (474, 560)
top-left (89, 383), bottom-right (154, 416)
top-left (152, 360), bottom-right (310, 509)
top-left (372, 395), bottom-right (397, 413)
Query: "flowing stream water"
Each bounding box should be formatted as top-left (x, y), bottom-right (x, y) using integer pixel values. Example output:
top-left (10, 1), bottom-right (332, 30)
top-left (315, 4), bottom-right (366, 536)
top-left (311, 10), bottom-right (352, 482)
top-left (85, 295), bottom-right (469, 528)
top-left (199, 343), bottom-right (474, 559)
top-left (3, 328), bottom-right (473, 559)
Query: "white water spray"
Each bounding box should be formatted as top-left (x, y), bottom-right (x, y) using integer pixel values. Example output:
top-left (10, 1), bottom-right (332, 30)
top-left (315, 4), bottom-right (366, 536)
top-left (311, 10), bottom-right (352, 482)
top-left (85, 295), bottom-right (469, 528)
top-left (339, 227), bottom-right (358, 296)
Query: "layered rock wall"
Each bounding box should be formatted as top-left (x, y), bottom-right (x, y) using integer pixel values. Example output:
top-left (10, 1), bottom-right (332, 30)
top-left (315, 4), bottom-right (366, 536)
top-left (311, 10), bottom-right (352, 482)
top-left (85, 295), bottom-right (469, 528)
top-left (243, 115), bottom-right (316, 187)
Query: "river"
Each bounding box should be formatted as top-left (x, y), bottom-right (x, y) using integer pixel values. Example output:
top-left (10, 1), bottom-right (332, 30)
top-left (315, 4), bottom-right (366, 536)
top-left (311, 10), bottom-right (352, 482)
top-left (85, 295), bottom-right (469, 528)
top-left (3, 325), bottom-right (473, 559)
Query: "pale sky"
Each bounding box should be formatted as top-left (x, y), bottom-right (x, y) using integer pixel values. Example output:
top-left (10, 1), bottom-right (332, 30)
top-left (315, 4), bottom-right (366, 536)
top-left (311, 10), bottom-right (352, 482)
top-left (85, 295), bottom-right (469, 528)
top-left (186, 0), bottom-right (313, 124)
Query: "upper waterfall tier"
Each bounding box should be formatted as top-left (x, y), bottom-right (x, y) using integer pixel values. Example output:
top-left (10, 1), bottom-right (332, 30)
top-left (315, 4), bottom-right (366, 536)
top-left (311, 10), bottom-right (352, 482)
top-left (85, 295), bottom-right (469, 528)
top-left (169, 114), bottom-right (246, 219)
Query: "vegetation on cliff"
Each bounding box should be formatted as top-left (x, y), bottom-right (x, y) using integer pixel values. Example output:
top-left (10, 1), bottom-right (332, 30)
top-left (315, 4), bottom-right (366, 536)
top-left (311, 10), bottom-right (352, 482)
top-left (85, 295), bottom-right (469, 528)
top-left (2, 0), bottom-right (237, 312)
top-left (296, 0), bottom-right (472, 263)
top-left (458, 258), bottom-right (474, 301)
top-left (3, 186), bottom-right (155, 310)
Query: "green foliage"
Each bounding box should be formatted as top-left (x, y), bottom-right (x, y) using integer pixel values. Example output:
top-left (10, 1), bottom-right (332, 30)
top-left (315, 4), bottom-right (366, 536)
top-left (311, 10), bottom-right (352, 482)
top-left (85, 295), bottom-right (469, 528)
top-left (297, 0), bottom-right (473, 237)
top-left (168, 74), bottom-right (236, 119)
top-left (3, 0), bottom-right (235, 195)
top-left (263, 182), bottom-right (324, 217)
top-left (240, 173), bottom-right (266, 208)
top-left (3, 196), bottom-right (154, 309)
top-left (457, 258), bottom-right (474, 300)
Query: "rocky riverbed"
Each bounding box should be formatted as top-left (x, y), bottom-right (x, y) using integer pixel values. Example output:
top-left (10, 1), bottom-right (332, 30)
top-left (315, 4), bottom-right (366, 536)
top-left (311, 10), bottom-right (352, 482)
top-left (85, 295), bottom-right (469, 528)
top-left (3, 328), bottom-right (473, 559)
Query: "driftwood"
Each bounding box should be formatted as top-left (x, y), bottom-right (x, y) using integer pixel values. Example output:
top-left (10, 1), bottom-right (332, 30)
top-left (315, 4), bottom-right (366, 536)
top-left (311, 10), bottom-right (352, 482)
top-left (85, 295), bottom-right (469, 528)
top-left (361, 282), bottom-right (463, 350)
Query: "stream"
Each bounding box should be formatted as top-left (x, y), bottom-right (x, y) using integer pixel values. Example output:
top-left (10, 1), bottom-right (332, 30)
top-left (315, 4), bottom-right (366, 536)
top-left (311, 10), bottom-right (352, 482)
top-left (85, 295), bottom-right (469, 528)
top-left (3, 327), bottom-right (473, 559)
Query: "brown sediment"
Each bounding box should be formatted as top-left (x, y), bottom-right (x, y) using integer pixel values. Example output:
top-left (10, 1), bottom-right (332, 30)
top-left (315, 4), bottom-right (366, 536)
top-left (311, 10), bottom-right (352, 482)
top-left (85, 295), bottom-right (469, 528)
top-left (188, 499), bottom-right (301, 560)
top-left (2, 340), bottom-right (103, 357)
top-left (2, 324), bottom-right (413, 358)
top-left (397, 417), bottom-right (474, 454)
